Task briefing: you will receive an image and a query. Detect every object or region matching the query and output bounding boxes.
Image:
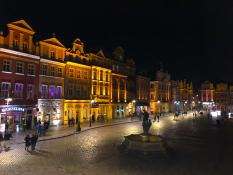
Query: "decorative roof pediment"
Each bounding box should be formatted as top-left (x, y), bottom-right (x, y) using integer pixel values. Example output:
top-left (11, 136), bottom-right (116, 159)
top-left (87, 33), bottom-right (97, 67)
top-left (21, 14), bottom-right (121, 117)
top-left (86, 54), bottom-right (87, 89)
top-left (7, 19), bottom-right (35, 34)
top-left (96, 50), bottom-right (106, 58)
top-left (41, 37), bottom-right (66, 48)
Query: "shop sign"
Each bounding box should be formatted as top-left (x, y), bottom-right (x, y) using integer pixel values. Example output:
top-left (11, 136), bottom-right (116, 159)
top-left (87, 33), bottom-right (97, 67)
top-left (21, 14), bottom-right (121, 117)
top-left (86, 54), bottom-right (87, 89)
top-left (0, 123), bottom-right (5, 132)
top-left (1, 107), bottom-right (25, 113)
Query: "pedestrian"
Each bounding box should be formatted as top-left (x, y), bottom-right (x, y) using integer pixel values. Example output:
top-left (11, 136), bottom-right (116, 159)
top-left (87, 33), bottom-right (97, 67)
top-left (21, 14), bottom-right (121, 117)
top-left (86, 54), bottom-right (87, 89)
top-left (24, 134), bottom-right (31, 151)
top-left (30, 134), bottom-right (36, 151)
top-left (154, 113), bottom-right (157, 122)
top-left (157, 114), bottom-right (160, 122)
top-left (195, 112), bottom-right (197, 118)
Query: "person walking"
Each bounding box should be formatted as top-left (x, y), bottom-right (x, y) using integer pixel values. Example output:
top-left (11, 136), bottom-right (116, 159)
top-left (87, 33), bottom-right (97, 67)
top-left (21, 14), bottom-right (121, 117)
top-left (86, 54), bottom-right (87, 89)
top-left (24, 134), bottom-right (31, 151)
top-left (157, 114), bottom-right (160, 122)
top-left (30, 134), bottom-right (36, 151)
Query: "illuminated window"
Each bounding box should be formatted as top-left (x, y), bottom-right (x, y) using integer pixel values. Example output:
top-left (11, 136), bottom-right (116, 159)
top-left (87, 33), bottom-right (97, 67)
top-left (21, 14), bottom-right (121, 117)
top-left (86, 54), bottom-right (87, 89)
top-left (14, 83), bottom-right (23, 98)
top-left (69, 68), bottom-right (74, 78)
top-left (105, 86), bottom-right (108, 96)
top-left (56, 86), bottom-right (62, 98)
top-left (3, 60), bottom-right (12, 72)
top-left (57, 67), bottom-right (62, 77)
top-left (100, 86), bottom-right (103, 95)
top-left (93, 86), bottom-right (96, 95)
top-left (28, 64), bottom-right (35, 75)
top-left (100, 71), bottom-right (103, 81)
top-left (77, 70), bottom-right (81, 78)
top-left (105, 72), bottom-right (108, 81)
top-left (41, 85), bottom-right (48, 98)
top-left (16, 62), bottom-right (24, 74)
top-left (83, 71), bottom-right (88, 79)
top-left (27, 84), bottom-right (34, 99)
top-left (93, 71), bottom-right (97, 80)
top-left (1, 82), bottom-right (11, 98)
top-left (50, 51), bottom-right (55, 58)
top-left (49, 85), bottom-right (55, 98)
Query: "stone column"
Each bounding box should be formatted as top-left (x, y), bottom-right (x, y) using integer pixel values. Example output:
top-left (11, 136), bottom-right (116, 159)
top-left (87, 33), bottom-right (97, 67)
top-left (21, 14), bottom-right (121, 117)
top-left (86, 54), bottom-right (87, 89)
top-left (19, 33), bottom-right (23, 50)
top-left (9, 30), bottom-right (13, 48)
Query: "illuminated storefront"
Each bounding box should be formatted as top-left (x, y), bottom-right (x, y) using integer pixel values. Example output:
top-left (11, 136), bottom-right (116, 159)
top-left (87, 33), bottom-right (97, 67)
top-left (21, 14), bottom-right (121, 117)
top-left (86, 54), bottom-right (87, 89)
top-left (37, 99), bottom-right (64, 125)
top-left (0, 105), bottom-right (34, 131)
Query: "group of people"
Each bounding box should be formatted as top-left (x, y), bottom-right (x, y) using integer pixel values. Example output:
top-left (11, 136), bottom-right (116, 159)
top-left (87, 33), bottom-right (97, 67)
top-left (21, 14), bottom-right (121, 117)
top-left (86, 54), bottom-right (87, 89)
top-left (24, 134), bottom-right (38, 151)
top-left (36, 119), bottom-right (50, 136)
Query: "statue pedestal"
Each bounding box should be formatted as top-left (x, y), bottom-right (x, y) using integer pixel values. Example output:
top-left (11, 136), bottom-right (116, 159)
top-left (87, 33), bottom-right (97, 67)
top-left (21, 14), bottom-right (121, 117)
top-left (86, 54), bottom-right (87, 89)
top-left (120, 134), bottom-right (167, 155)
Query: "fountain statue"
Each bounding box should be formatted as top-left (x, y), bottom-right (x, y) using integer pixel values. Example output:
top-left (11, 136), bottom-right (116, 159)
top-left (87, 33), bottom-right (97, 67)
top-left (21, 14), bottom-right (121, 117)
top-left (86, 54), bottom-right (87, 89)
top-left (119, 110), bottom-right (167, 155)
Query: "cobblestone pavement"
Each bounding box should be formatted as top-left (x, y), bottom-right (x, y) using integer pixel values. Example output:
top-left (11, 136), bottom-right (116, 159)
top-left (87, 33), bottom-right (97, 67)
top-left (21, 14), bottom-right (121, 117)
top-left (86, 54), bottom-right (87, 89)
top-left (1, 113), bottom-right (233, 175)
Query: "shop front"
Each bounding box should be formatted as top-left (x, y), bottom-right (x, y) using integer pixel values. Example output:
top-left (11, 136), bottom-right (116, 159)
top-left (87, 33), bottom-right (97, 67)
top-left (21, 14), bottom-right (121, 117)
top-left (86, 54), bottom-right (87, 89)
top-left (113, 103), bottom-right (127, 119)
top-left (64, 100), bottom-right (90, 124)
top-left (0, 105), bottom-right (35, 132)
top-left (37, 99), bottom-right (64, 126)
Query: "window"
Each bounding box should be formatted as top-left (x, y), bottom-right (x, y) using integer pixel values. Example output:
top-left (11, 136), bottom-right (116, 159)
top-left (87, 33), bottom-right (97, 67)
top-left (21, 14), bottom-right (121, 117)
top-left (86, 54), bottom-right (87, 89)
top-left (100, 71), bottom-right (103, 81)
top-left (105, 86), bottom-right (108, 96)
top-left (77, 70), bottom-right (81, 78)
top-left (41, 85), bottom-right (48, 98)
top-left (151, 94), bottom-right (154, 100)
top-left (83, 86), bottom-right (88, 97)
top-left (50, 51), bottom-right (55, 58)
top-left (27, 84), bottom-right (34, 99)
top-left (1, 82), bottom-right (11, 98)
top-left (42, 65), bottom-right (48, 75)
top-left (69, 68), bottom-right (74, 78)
top-left (56, 86), bottom-right (62, 98)
top-left (13, 40), bottom-right (19, 48)
top-left (100, 86), bottom-right (103, 95)
top-left (68, 87), bottom-right (73, 96)
top-left (3, 60), bottom-right (12, 72)
top-left (57, 67), bottom-right (62, 77)
top-left (49, 85), bottom-right (55, 98)
top-left (16, 62), bottom-right (24, 74)
top-left (93, 71), bottom-right (97, 80)
top-left (14, 83), bottom-right (23, 98)
top-left (50, 66), bottom-right (55, 76)
top-left (105, 72), bottom-right (108, 81)
top-left (83, 71), bottom-right (88, 79)
top-left (23, 42), bottom-right (28, 51)
top-left (76, 86), bottom-right (81, 96)
top-left (28, 64), bottom-right (35, 75)
top-left (93, 86), bottom-right (96, 95)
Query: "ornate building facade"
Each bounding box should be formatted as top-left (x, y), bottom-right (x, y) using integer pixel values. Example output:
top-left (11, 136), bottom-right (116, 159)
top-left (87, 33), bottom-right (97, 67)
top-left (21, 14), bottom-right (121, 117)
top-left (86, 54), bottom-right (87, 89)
top-left (0, 19), bottom-right (136, 129)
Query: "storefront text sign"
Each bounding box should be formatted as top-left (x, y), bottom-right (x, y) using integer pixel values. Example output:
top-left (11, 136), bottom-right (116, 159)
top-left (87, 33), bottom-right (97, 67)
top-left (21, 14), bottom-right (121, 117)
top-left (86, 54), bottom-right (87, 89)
top-left (1, 107), bottom-right (25, 113)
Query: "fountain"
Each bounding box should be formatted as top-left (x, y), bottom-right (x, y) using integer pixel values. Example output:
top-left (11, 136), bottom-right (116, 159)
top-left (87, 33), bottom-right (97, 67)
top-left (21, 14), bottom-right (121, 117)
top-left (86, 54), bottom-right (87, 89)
top-left (119, 111), bottom-right (167, 155)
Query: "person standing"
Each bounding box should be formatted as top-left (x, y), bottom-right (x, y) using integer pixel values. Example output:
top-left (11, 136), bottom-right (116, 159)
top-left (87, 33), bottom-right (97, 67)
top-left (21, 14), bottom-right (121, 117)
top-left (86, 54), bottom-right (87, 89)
top-left (24, 134), bottom-right (31, 151)
top-left (157, 114), bottom-right (160, 122)
top-left (30, 134), bottom-right (36, 151)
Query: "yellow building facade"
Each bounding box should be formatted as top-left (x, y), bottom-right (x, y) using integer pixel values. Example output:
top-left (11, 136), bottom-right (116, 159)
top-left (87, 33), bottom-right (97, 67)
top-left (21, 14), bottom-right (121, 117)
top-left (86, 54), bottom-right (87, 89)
top-left (37, 36), bottom-right (66, 125)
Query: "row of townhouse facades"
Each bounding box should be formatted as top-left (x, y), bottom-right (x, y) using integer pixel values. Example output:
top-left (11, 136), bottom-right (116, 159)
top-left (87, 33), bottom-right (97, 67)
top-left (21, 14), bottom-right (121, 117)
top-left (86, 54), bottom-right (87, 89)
top-left (0, 19), bottom-right (136, 129)
top-left (149, 68), bottom-right (193, 114)
top-left (199, 81), bottom-right (233, 112)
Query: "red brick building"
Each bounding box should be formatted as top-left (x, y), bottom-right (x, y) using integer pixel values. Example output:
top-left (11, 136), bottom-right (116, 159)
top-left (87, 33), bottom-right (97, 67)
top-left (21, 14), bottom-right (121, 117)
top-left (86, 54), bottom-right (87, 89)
top-left (0, 20), bottom-right (39, 130)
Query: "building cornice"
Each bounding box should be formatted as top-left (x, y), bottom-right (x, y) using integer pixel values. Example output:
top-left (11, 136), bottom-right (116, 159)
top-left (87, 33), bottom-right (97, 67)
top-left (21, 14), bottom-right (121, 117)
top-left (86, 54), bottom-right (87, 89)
top-left (40, 58), bottom-right (65, 66)
top-left (0, 48), bottom-right (40, 60)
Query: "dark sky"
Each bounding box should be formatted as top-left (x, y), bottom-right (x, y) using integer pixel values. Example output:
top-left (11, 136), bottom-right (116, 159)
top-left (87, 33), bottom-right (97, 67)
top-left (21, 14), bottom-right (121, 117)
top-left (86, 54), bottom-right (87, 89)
top-left (1, 0), bottom-right (233, 85)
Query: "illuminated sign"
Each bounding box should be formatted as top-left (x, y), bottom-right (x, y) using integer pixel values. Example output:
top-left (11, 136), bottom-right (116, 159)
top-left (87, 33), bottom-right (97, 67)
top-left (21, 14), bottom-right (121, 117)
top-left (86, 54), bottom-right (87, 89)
top-left (0, 123), bottom-right (5, 132)
top-left (1, 107), bottom-right (25, 113)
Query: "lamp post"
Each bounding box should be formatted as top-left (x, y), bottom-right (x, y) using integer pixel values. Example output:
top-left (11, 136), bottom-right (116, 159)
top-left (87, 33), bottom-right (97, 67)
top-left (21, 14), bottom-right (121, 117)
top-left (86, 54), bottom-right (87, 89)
top-left (90, 98), bottom-right (94, 127)
top-left (157, 100), bottom-right (161, 114)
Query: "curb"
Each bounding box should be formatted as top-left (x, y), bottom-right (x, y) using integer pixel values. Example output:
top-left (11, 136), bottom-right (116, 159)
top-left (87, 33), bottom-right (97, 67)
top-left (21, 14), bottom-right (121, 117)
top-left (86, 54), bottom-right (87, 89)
top-left (13, 119), bottom-right (141, 145)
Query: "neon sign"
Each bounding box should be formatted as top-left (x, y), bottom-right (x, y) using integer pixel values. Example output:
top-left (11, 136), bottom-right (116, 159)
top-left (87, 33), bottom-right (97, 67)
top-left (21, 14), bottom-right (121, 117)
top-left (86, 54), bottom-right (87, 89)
top-left (2, 107), bottom-right (25, 112)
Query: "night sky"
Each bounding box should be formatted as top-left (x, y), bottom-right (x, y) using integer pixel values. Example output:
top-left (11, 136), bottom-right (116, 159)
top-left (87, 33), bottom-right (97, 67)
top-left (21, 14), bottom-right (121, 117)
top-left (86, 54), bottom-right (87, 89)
top-left (1, 0), bottom-right (233, 86)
